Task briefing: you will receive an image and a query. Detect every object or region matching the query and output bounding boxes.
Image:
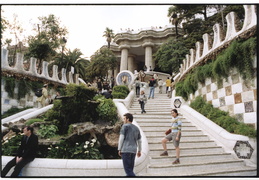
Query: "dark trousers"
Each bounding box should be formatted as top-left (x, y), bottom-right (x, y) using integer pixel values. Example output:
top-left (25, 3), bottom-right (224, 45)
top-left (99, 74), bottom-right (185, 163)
top-left (121, 153), bottom-right (136, 176)
top-left (140, 101), bottom-right (145, 113)
top-left (1, 157), bottom-right (34, 177)
top-left (135, 87), bottom-right (140, 96)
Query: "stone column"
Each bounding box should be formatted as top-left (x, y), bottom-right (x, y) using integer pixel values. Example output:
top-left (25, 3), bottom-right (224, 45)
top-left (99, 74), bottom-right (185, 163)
top-left (142, 42), bottom-right (154, 71)
top-left (128, 55), bottom-right (135, 73)
top-left (119, 45), bottom-right (130, 71)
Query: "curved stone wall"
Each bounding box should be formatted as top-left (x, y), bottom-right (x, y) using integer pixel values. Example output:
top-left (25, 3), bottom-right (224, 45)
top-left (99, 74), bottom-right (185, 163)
top-left (1, 49), bottom-right (79, 86)
top-left (176, 5), bottom-right (257, 126)
top-left (179, 5), bottom-right (257, 80)
top-left (114, 25), bottom-right (182, 45)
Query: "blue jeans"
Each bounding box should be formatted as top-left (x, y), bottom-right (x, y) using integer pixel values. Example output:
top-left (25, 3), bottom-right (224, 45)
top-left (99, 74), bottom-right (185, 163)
top-left (148, 86), bottom-right (155, 98)
top-left (121, 153), bottom-right (136, 176)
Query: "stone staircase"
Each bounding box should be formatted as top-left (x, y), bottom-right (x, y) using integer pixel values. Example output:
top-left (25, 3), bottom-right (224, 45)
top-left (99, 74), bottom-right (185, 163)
top-left (129, 93), bottom-right (256, 176)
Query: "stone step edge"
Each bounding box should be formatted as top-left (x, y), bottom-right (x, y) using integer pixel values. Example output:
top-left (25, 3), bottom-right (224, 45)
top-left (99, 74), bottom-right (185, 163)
top-left (141, 166), bottom-right (256, 176)
top-left (149, 146), bottom-right (223, 151)
top-left (150, 152), bottom-right (232, 159)
top-left (148, 159), bottom-right (244, 168)
top-left (147, 140), bottom-right (215, 144)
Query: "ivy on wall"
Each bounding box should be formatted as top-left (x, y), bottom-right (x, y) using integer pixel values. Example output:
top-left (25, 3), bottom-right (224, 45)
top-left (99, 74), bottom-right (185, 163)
top-left (3, 76), bottom-right (51, 100)
top-left (176, 37), bottom-right (257, 101)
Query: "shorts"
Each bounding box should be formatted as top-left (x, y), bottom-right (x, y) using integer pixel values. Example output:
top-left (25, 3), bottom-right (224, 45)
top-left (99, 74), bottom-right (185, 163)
top-left (165, 132), bottom-right (181, 147)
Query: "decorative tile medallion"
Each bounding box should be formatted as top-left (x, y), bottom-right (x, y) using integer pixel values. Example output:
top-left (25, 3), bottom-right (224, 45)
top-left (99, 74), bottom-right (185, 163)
top-left (244, 101), bottom-right (254, 113)
top-left (225, 86), bottom-right (232, 96)
top-left (174, 98), bottom-right (182, 108)
top-left (234, 93), bottom-right (242, 104)
top-left (206, 84), bottom-right (211, 93)
top-left (219, 97), bottom-right (225, 106)
top-left (212, 91), bottom-right (218, 99)
top-left (235, 113), bottom-right (244, 122)
top-left (233, 141), bottom-right (254, 159)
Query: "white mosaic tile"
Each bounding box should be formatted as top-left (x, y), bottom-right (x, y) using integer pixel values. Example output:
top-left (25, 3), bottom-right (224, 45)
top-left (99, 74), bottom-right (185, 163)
top-left (225, 95), bottom-right (235, 106)
top-left (217, 88), bottom-right (226, 98)
top-left (232, 83), bottom-right (243, 94)
top-left (234, 103), bottom-right (245, 114)
top-left (210, 82), bottom-right (217, 92)
top-left (242, 91), bottom-right (255, 102)
top-left (244, 112), bottom-right (257, 124)
top-left (206, 92), bottom-right (213, 101)
top-left (212, 99), bottom-right (220, 108)
top-left (205, 78), bottom-right (212, 86)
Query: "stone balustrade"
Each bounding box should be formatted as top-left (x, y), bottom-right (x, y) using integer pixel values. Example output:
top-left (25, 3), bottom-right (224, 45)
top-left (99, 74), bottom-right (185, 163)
top-left (1, 49), bottom-right (79, 86)
top-left (179, 5), bottom-right (257, 80)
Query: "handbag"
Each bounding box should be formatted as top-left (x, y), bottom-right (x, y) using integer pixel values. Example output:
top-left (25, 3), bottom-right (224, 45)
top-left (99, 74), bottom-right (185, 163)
top-left (165, 128), bottom-right (171, 135)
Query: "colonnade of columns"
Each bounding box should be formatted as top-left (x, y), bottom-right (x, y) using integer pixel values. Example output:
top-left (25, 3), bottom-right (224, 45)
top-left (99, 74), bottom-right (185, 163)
top-left (119, 42), bottom-right (154, 73)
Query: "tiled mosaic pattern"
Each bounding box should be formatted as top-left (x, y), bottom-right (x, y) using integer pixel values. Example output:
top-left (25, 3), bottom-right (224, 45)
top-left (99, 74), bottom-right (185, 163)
top-left (189, 71), bottom-right (257, 125)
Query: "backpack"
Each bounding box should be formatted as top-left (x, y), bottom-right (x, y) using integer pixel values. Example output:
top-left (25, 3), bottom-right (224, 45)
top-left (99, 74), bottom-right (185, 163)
top-left (35, 88), bottom-right (43, 97)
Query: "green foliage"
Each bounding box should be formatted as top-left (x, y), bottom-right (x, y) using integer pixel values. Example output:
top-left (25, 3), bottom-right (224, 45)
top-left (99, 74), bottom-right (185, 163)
top-left (37, 124), bottom-right (59, 138)
top-left (3, 76), bottom-right (16, 98)
top-left (190, 96), bottom-right (256, 137)
top-left (25, 14), bottom-right (68, 62)
top-left (46, 84), bottom-right (98, 134)
top-left (175, 81), bottom-right (188, 101)
top-left (112, 85), bottom-right (129, 99)
top-left (176, 37), bottom-right (256, 101)
top-left (1, 106), bottom-right (32, 119)
top-left (153, 37), bottom-right (188, 74)
top-left (234, 123), bottom-right (257, 138)
top-left (47, 139), bottom-right (103, 159)
top-left (2, 133), bottom-right (22, 156)
top-left (25, 118), bottom-right (45, 126)
top-left (87, 48), bottom-right (117, 79)
top-left (94, 96), bottom-right (118, 125)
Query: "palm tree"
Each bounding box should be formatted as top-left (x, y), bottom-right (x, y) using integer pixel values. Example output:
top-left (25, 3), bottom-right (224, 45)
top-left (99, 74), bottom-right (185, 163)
top-left (52, 48), bottom-right (89, 81)
top-left (103, 27), bottom-right (114, 49)
top-left (168, 6), bottom-right (182, 38)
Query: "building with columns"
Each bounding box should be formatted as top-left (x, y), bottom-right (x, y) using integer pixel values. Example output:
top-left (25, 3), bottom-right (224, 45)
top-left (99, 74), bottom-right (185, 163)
top-left (101, 25), bottom-right (183, 78)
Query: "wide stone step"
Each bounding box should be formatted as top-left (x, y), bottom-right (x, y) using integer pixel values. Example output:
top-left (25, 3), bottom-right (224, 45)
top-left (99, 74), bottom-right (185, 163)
top-left (150, 154), bottom-right (240, 166)
top-left (138, 121), bottom-right (193, 127)
top-left (148, 141), bottom-right (217, 149)
top-left (143, 163), bottom-right (256, 176)
top-left (150, 152), bottom-right (234, 163)
top-left (149, 146), bottom-right (224, 156)
top-left (147, 159), bottom-right (246, 175)
top-left (147, 135), bottom-right (210, 142)
top-left (144, 130), bottom-right (204, 136)
top-left (141, 126), bottom-right (198, 131)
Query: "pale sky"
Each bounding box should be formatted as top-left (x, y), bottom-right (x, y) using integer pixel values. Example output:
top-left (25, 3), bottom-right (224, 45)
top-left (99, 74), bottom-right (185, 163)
top-left (1, 5), bottom-right (172, 58)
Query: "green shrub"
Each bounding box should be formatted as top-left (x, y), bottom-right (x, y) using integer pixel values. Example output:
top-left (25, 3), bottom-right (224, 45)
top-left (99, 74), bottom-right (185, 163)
top-left (190, 96), bottom-right (256, 138)
top-left (37, 124), bottom-right (59, 138)
top-left (234, 123), bottom-right (257, 138)
top-left (112, 85), bottom-right (129, 99)
top-left (45, 84), bottom-right (99, 134)
top-left (95, 96), bottom-right (118, 124)
top-left (175, 81), bottom-right (188, 101)
top-left (25, 118), bottom-right (45, 126)
top-left (176, 37), bottom-right (256, 101)
top-left (2, 133), bottom-right (22, 156)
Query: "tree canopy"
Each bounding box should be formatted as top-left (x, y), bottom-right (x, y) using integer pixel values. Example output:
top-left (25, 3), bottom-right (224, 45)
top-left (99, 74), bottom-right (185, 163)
top-left (87, 48), bottom-right (117, 80)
